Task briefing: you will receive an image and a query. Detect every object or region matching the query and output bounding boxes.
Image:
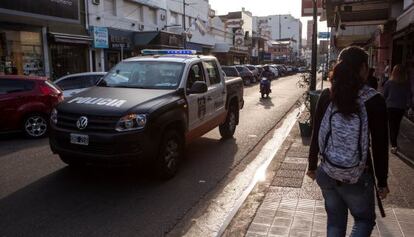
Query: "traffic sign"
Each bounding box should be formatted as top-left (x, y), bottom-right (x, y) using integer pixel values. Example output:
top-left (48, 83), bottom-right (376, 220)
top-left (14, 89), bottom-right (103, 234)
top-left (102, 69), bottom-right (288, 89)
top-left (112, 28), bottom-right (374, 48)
top-left (318, 32), bottom-right (330, 39)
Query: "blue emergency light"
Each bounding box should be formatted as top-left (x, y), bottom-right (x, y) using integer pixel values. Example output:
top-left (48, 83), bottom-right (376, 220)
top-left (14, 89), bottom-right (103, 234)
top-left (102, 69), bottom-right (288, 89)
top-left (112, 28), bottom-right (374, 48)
top-left (141, 49), bottom-right (197, 55)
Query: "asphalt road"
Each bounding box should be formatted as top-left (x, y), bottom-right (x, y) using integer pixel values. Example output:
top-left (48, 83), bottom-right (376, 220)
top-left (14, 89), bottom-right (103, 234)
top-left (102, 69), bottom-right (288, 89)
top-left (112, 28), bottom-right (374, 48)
top-left (0, 74), bottom-right (305, 237)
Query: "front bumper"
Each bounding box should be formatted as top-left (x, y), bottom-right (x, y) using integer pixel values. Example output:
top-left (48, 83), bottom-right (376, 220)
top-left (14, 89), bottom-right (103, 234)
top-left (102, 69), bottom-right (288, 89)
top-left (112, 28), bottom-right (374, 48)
top-left (49, 125), bottom-right (158, 164)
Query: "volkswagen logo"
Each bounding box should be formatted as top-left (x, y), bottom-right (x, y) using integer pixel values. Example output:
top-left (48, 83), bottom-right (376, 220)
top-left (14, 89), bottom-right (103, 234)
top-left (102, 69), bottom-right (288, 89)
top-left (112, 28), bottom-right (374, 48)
top-left (76, 116), bottom-right (88, 130)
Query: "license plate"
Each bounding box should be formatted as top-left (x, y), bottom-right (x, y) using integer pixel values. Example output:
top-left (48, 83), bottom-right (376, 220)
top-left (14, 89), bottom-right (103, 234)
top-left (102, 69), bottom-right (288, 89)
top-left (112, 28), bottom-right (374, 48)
top-left (70, 133), bottom-right (89, 145)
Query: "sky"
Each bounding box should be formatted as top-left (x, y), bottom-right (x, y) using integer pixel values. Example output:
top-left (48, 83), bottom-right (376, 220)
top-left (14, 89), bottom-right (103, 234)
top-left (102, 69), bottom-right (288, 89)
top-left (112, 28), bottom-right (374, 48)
top-left (208, 0), bottom-right (328, 40)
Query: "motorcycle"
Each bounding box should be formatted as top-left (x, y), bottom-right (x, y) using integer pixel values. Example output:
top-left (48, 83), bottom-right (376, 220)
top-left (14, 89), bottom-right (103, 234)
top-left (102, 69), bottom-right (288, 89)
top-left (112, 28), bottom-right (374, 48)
top-left (260, 77), bottom-right (271, 98)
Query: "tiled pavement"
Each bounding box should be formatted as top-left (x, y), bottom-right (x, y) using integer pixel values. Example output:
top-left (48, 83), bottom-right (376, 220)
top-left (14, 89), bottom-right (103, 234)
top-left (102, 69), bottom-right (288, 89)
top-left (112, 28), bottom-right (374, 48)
top-left (245, 124), bottom-right (414, 237)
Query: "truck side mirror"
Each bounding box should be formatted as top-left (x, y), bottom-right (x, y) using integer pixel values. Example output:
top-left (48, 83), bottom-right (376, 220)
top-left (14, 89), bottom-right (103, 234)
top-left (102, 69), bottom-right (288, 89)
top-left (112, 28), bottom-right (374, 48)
top-left (188, 81), bottom-right (207, 94)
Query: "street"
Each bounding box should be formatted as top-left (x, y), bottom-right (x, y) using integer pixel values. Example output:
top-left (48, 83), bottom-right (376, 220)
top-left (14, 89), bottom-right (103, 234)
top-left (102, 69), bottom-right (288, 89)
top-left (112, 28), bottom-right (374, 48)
top-left (0, 74), bottom-right (305, 237)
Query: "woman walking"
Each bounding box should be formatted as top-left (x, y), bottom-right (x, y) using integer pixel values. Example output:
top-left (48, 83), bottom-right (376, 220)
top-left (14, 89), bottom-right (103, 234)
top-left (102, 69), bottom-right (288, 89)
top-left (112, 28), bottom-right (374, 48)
top-left (383, 64), bottom-right (412, 153)
top-left (307, 46), bottom-right (390, 237)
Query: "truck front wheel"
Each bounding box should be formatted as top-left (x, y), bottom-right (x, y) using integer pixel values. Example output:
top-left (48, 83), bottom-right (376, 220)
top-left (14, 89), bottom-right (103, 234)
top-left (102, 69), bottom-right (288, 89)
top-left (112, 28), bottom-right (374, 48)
top-left (219, 105), bottom-right (237, 139)
top-left (155, 129), bottom-right (184, 179)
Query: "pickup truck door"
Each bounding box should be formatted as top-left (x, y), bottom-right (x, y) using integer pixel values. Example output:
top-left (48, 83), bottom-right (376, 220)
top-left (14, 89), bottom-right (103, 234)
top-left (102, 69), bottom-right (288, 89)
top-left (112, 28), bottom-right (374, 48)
top-left (185, 62), bottom-right (209, 131)
top-left (203, 60), bottom-right (226, 123)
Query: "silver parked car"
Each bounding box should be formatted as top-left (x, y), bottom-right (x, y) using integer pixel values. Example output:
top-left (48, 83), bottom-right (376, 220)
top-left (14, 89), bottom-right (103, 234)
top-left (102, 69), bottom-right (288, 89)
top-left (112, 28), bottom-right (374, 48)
top-left (54, 72), bottom-right (107, 98)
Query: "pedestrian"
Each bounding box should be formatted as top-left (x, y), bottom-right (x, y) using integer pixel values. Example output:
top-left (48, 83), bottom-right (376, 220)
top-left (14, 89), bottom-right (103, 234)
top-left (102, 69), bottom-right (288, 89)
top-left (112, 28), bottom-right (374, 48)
top-left (383, 64), bottom-right (412, 154)
top-left (307, 46), bottom-right (390, 237)
top-left (367, 68), bottom-right (378, 90)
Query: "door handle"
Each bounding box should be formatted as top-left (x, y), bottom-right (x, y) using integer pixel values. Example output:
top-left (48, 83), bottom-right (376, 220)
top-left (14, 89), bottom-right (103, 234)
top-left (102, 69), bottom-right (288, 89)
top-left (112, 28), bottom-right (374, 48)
top-left (207, 96), bottom-right (213, 101)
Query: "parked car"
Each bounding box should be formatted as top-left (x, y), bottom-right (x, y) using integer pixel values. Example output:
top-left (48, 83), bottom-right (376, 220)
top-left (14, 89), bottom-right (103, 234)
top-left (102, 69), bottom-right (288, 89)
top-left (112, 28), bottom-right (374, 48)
top-left (222, 66), bottom-right (241, 78)
top-left (49, 50), bottom-right (244, 178)
top-left (274, 65), bottom-right (287, 76)
top-left (235, 66), bottom-right (255, 85)
top-left (0, 76), bottom-right (63, 138)
top-left (255, 65), bottom-right (264, 77)
top-left (298, 66), bottom-right (309, 72)
top-left (268, 66), bottom-right (279, 79)
top-left (245, 65), bottom-right (260, 82)
top-left (54, 72), bottom-right (107, 98)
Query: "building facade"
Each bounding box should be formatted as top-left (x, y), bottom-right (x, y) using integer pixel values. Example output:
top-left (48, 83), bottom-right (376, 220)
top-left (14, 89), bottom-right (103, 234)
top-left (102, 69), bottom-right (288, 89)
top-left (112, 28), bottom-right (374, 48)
top-left (255, 14), bottom-right (302, 57)
top-left (0, 0), bottom-right (91, 79)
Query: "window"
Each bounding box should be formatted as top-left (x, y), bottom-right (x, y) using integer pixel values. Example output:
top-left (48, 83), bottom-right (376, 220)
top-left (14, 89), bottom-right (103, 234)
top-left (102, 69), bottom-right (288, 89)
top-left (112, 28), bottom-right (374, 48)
top-left (124, 2), bottom-right (143, 22)
top-left (0, 79), bottom-right (35, 94)
top-left (203, 61), bottom-right (221, 85)
top-left (170, 11), bottom-right (179, 25)
top-left (186, 63), bottom-right (205, 90)
top-left (147, 7), bottom-right (157, 25)
top-left (0, 30), bottom-right (43, 76)
top-left (104, 0), bottom-right (116, 16)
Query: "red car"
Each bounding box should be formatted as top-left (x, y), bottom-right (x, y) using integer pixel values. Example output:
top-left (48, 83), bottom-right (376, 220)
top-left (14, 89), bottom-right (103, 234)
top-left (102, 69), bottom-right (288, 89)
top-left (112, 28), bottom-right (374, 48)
top-left (0, 76), bottom-right (63, 138)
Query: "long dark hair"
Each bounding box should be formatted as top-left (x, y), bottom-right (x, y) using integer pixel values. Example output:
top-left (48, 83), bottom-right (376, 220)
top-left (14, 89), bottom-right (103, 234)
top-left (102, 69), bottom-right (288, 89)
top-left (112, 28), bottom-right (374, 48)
top-left (330, 46), bottom-right (368, 115)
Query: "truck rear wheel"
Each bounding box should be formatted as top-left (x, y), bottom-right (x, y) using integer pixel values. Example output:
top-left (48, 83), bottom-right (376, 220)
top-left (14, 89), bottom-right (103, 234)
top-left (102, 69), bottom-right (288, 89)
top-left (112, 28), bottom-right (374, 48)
top-left (219, 105), bottom-right (237, 139)
top-left (155, 129), bottom-right (184, 179)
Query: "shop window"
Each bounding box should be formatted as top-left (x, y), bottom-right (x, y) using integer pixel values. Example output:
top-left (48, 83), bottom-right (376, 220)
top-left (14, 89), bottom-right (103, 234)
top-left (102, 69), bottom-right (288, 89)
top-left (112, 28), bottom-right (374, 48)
top-left (0, 30), bottom-right (44, 76)
top-left (50, 44), bottom-right (87, 80)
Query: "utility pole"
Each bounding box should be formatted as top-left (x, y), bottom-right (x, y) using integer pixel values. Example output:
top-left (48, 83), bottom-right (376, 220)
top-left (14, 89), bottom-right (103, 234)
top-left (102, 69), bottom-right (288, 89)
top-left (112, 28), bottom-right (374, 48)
top-left (310, 0), bottom-right (318, 91)
top-left (182, 0), bottom-right (188, 49)
top-left (278, 15), bottom-right (281, 40)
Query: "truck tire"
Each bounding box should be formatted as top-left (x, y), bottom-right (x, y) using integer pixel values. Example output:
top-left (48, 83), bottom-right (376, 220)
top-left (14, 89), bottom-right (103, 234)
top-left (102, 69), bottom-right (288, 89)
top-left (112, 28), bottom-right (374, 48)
top-left (219, 104), bottom-right (237, 139)
top-left (59, 155), bottom-right (86, 167)
top-left (155, 129), bottom-right (184, 179)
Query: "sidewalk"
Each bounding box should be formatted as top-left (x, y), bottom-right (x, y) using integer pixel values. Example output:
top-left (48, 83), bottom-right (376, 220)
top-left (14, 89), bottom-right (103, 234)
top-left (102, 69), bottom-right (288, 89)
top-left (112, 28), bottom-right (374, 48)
top-left (241, 120), bottom-right (414, 237)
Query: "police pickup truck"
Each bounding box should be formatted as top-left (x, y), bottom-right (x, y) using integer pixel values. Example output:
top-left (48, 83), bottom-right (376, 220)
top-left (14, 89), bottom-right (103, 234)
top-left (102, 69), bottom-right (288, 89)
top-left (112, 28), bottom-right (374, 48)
top-left (49, 50), bottom-right (244, 178)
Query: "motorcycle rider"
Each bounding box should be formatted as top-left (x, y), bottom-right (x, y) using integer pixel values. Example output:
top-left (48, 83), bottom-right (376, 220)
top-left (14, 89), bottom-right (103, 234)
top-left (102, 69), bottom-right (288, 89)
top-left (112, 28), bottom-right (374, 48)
top-left (260, 66), bottom-right (272, 98)
top-left (261, 65), bottom-right (274, 80)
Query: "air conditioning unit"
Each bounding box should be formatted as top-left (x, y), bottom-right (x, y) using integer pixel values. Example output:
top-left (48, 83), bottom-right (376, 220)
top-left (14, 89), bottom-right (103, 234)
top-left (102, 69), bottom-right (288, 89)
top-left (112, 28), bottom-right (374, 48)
top-left (160, 14), bottom-right (166, 21)
top-left (92, 0), bottom-right (100, 5)
top-left (138, 24), bottom-right (145, 31)
top-left (208, 9), bottom-right (215, 18)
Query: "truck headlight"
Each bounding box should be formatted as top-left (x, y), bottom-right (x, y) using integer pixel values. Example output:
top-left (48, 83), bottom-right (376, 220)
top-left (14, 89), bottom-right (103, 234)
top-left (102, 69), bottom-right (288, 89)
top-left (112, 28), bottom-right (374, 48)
top-left (115, 114), bottom-right (147, 131)
top-left (51, 108), bottom-right (58, 124)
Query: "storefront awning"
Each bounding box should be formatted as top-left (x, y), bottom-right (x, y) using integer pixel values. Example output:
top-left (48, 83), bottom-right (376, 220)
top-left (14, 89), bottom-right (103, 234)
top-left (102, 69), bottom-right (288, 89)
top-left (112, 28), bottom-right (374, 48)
top-left (133, 32), bottom-right (159, 46)
top-left (186, 42), bottom-right (213, 52)
top-left (212, 43), bottom-right (231, 53)
top-left (49, 32), bottom-right (92, 45)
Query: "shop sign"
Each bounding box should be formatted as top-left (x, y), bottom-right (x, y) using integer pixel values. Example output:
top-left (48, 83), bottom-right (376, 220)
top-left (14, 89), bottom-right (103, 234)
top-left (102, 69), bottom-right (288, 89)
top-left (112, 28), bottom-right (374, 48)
top-left (318, 32), bottom-right (330, 39)
top-left (93, 27), bottom-right (109, 49)
top-left (226, 19), bottom-right (244, 28)
top-left (110, 35), bottom-right (131, 49)
top-left (0, 0), bottom-right (80, 22)
top-left (301, 0), bottom-right (323, 17)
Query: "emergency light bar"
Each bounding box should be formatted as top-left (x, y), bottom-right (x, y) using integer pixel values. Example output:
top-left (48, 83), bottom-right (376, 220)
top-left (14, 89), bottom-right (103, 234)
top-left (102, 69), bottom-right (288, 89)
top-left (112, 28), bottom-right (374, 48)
top-left (141, 49), bottom-right (197, 55)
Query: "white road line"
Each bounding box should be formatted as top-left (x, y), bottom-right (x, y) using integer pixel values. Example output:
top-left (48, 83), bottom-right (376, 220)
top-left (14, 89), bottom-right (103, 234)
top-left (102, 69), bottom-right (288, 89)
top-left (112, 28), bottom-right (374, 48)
top-left (183, 105), bottom-right (305, 237)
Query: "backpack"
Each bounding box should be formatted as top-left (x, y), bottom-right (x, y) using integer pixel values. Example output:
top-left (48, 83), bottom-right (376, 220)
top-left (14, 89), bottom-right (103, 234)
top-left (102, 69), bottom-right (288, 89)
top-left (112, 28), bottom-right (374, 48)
top-left (318, 86), bottom-right (378, 184)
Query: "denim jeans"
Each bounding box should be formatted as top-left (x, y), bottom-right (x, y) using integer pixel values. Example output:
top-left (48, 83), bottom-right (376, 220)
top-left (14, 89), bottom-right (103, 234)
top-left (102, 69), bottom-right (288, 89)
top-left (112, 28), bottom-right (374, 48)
top-left (316, 167), bottom-right (376, 237)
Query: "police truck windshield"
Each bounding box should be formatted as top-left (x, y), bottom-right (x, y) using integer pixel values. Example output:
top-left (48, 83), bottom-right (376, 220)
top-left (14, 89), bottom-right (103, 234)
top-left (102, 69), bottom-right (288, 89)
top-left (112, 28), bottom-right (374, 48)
top-left (99, 61), bottom-right (185, 89)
